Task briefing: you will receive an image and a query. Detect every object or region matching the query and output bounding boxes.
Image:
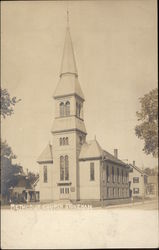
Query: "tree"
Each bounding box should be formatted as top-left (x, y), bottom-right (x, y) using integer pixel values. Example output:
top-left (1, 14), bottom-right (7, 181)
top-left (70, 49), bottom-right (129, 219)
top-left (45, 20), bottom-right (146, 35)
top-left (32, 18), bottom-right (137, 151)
top-left (1, 88), bottom-right (21, 202)
top-left (0, 88), bottom-right (21, 118)
top-left (135, 88), bottom-right (158, 157)
top-left (0, 140), bottom-right (16, 159)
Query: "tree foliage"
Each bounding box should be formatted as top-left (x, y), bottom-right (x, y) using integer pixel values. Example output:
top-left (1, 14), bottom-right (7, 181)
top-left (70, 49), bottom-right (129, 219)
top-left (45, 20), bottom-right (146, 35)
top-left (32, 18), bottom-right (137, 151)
top-left (0, 88), bottom-right (21, 118)
top-left (135, 88), bottom-right (158, 157)
top-left (0, 140), bottom-right (16, 159)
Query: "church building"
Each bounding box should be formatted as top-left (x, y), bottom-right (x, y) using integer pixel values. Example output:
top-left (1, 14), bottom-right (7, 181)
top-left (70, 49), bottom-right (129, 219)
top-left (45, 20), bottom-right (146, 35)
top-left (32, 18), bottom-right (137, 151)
top-left (37, 19), bottom-right (130, 202)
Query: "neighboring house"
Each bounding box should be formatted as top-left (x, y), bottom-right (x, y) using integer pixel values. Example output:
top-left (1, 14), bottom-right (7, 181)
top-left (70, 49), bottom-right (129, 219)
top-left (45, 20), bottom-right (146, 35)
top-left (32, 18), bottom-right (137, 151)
top-left (37, 22), bottom-right (130, 202)
top-left (9, 173), bottom-right (40, 203)
top-left (147, 175), bottom-right (158, 197)
top-left (129, 161), bottom-right (148, 198)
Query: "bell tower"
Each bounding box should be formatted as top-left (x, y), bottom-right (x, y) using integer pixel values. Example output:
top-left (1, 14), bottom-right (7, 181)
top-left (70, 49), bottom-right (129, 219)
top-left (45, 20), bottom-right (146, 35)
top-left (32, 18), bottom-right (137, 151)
top-left (51, 13), bottom-right (87, 200)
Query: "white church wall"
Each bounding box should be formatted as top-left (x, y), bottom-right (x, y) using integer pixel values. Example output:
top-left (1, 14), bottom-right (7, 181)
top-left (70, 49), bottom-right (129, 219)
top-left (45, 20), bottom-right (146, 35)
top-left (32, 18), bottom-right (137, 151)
top-left (39, 163), bottom-right (53, 201)
top-left (79, 160), bottom-right (101, 200)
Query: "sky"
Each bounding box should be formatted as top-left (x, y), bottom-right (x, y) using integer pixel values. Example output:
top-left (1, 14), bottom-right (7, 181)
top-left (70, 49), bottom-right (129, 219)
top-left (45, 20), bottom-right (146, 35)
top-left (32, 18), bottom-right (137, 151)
top-left (1, 0), bottom-right (157, 173)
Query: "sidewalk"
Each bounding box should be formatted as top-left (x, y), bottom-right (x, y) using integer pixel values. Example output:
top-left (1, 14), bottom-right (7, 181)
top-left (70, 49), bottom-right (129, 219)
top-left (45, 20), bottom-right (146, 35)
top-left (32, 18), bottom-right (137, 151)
top-left (105, 199), bottom-right (158, 209)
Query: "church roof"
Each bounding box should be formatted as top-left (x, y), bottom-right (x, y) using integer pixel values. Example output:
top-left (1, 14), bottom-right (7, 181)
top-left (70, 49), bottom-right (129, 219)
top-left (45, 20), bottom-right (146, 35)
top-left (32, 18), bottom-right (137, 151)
top-left (37, 144), bottom-right (53, 164)
top-left (53, 74), bottom-right (85, 100)
top-left (79, 139), bottom-right (103, 159)
top-left (60, 27), bottom-right (78, 77)
top-left (79, 139), bottom-right (127, 166)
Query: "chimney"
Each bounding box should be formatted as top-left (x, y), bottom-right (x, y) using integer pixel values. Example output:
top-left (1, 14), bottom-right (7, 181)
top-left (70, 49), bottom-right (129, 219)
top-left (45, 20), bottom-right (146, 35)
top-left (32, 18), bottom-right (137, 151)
top-left (114, 149), bottom-right (118, 158)
top-left (133, 161), bottom-right (135, 167)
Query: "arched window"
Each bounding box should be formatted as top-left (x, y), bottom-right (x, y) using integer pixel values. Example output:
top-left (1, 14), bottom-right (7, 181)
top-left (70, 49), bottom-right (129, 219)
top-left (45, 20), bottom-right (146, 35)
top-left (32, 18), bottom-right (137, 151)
top-left (43, 166), bottom-right (47, 183)
top-left (65, 137), bottom-right (68, 145)
top-left (60, 102), bottom-right (64, 117)
top-left (60, 138), bottom-right (62, 146)
top-left (60, 156), bottom-right (64, 181)
top-left (76, 102), bottom-right (78, 116)
top-left (79, 104), bottom-right (81, 117)
top-left (63, 137), bottom-right (65, 145)
top-left (65, 155), bottom-right (69, 180)
top-left (65, 101), bottom-right (70, 116)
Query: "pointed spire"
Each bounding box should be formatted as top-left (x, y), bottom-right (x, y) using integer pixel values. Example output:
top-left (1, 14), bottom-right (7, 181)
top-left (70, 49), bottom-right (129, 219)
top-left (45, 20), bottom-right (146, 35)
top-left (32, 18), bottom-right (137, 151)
top-left (59, 11), bottom-right (78, 77)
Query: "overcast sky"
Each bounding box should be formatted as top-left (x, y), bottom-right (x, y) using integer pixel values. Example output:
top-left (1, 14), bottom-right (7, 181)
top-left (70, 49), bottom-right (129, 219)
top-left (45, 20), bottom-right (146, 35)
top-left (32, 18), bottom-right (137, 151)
top-left (1, 0), bottom-right (157, 173)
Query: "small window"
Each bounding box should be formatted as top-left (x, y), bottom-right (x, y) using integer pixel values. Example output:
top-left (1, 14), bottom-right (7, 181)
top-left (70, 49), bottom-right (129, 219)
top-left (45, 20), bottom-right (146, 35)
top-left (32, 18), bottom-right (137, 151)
top-left (117, 168), bottom-right (119, 183)
top-left (106, 165), bottom-right (109, 182)
top-left (133, 188), bottom-right (139, 194)
top-left (60, 138), bottom-right (62, 146)
top-left (133, 177), bottom-right (139, 183)
top-left (90, 162), bottom-right (95, 181)
top-left (113, 188), bottom-right (115, 197)
top-left (60, 102), bottom-right (64, 117)
top-left (63, 137), bottom-right (66, 145)
top-left (65, 137), bottom-right (69, 145)
top-left (107, 187), bottom-right (109, 197)
top-left (60, 156), bottom-right (64, 181)
top-left (118, 188), bottom-right (120, 197)
top-left (65, 155), bottom-right (69, 181)
top-left (65, 101), bottom-right (70, 116)
top-left (60, 188), bottom-right (64, 194)
top-left (122, 169), bottom-right (124, 183)
top-left (43, 166), bottom-right (47, 183)
top-left (112, 166), bottom-right (114, 183)
top-left (65, 188), bottom-right (69, 194)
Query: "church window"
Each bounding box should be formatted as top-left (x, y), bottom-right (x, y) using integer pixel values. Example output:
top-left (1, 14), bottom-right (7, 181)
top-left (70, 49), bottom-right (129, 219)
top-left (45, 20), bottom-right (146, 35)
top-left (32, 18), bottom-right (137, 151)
top-left (65, 137), bottom-right (69, 145)
top-left (65, 155), bottom-right (69, 181)
top-left (65, 101), bottom-right (70, 116)
top-left (118, 188), bottom-right (120, 197)
top-left (122, 169), bottom-right (124, 183)
top-left (60, 188), bottom-right (64, 194)
top-left (90, 162), bottom-right (95, 181)
top-left (60, 156), bottom-right (64, 181)
top-left (76, 102), bottom-right (78, 116)
top-left (112, 166), bottom-right (114, 183)
top-left (60, 102), bottom-right (64, 117)
top-left (65, 188), bottom-right (69, 194)
top-left (126, 172), bottom-right (128, 183)
top-left (79, 136), bottom-right (83, 145)
top-left (60, 138), bottom-right (63, 146)
top-left (79, 103), bottom-right (81, 117)
top-left (106, 165), bottom-right (109, 182)
top-left (113, 188), bottom-right (115, 197)
top-left (60, 155), bottom-right (69, 181)
top-left (43, 166), bottom-right (47, 183)
top-left (117, 168), bottom-right (119, 183)
top-left (63, 137), bottom-right (66, 145)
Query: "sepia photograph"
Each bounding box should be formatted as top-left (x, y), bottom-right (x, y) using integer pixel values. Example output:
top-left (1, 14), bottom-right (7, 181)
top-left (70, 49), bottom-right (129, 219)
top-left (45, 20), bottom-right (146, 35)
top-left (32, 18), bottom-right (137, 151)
top-left (1, 0), bottom-right (158, 248)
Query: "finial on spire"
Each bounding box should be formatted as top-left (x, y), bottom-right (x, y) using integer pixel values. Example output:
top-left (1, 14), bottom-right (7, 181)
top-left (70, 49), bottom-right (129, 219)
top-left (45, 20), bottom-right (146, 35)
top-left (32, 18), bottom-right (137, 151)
top-left (67, 8), bottom-right (69, 28)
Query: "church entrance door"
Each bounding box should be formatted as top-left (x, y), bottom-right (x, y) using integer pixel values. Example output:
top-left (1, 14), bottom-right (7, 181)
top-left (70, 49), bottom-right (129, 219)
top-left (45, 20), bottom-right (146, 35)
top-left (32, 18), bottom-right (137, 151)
top-left (59, 187), bottom-right (70, 199)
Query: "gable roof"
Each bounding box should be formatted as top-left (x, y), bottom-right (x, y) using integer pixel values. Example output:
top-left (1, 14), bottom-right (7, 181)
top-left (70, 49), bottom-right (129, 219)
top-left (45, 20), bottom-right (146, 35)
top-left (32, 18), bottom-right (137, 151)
top-left (103, 150), bottom-right (126, 166)
top-left (37, 144), bottom-right (53, 164)
top-left (79, 139), bottom-right (103, 159)
top-left (79, 139), bottom-right (127, 166)
top-left (129, 164), bottom-right (148, 175)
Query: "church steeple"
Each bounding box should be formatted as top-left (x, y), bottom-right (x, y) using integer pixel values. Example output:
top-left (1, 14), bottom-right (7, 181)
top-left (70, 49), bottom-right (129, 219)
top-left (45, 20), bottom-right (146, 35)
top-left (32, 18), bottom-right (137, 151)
top-left (54, 12), bottom-right (85, 101)
top-left (60, 27), bottom-right (78, 77)
top-left (60, 11), bottom-right (78, 77)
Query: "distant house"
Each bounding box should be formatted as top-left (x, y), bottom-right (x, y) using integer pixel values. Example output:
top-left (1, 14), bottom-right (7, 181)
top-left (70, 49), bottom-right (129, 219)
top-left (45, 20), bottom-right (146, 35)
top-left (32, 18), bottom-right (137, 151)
top-left (9, 172), bottom-right (40, 203)
top-left (129, 161), bottom-right (148, 198)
